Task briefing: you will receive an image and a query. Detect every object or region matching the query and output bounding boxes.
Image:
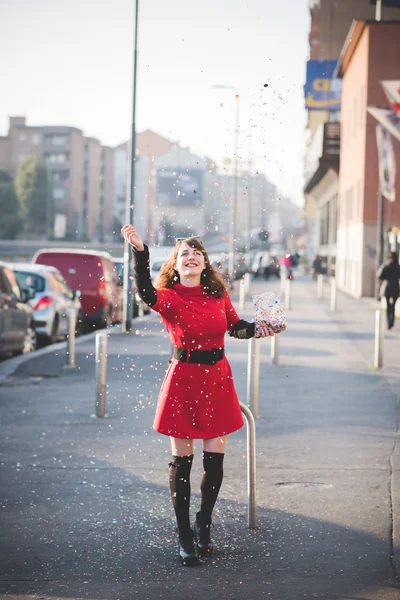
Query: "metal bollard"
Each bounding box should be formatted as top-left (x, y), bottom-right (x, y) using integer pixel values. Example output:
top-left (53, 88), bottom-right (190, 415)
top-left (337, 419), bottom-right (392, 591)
top-left (66, 310), bottom-right (76, 368)
top-left (284, 279), bottom-right (291, 311)
top-left (239, 279), bottom-right (246, 311)
top-left (374, 310), bottom-right (384, 369)
top-left (247, 337), bottom-right (260, 418)
top-left (317, 274), bottom-right (324, 299)
top-left (95, 333), bottom-right (108, 417)
top-left (243, 272), bottom-right (250, 295)
top-left (330, 278), bottom-right (337, 312)
top-left (240, 403), bottom-right (257, 529)
top-left (271, 333), bottom-right (280, 365)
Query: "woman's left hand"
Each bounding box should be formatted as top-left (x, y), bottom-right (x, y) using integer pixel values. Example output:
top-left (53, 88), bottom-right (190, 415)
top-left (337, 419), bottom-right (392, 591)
top-left (255, 323), bottom-right (287, 338)
top-left (255, 324), bottom-right (276, 338)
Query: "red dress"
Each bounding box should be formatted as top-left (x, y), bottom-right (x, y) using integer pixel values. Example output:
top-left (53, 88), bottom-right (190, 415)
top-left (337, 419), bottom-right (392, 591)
top-left (151, 283), bottom-right (244, 439)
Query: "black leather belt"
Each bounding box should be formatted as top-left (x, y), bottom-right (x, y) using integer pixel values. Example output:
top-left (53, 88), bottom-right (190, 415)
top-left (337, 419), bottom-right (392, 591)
top-left (173, 347), bottom-right (224, 365)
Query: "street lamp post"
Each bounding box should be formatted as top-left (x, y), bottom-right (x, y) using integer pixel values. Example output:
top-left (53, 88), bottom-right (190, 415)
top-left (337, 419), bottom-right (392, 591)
top-left (123, 0), bottom-right (139, 333)
top-left (212, 85), bottom-right (240, 284)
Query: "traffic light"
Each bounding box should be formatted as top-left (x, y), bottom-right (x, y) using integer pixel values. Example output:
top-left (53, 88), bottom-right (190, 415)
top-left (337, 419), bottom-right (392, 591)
top-left (258, 229), bottom-right (269, 243)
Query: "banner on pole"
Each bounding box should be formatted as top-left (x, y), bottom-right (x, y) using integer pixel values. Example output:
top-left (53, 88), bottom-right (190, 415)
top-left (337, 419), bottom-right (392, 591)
top-left (376, 124), bottom-right (396, 203)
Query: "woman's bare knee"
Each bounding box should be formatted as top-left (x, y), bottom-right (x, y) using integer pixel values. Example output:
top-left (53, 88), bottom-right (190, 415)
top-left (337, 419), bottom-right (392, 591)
top-left (203, 436), bottom-right (228, 454)
top-left (170, 437), bottom-right (194, 456)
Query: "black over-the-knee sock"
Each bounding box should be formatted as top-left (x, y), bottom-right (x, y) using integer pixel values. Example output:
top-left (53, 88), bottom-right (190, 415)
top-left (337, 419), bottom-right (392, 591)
top-left (199, 451), bottom-right (224, 526)
top-left (169, 455), bottom-right (193, 537)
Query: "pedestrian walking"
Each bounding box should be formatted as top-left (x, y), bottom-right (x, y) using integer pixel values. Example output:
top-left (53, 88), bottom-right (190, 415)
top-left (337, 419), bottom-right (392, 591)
top-left (280, 253), bottom-right (293, 280)
top-left (121, 225), bottom-right (286, 566)
top-left (377, 251), bottom-right (400, 329)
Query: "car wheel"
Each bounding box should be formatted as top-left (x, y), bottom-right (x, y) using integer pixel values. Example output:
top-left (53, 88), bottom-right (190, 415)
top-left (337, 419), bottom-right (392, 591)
top-left (22, 323), bottom-right (37, 354)
top-left (100, 307), bottom-right (112, 329)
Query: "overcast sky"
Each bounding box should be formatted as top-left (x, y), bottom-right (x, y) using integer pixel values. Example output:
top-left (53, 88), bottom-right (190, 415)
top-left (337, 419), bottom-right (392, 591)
top-left (0, 0), bottom-right (310, 205)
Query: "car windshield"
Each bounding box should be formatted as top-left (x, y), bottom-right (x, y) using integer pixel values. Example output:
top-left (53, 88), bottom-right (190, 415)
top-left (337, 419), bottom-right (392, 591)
top-left (151, 261), bottom-right (164, 272)
top-left (15, 271), bottom-right (45, 293)
top-left (114, 262), bottom-right (124, 279)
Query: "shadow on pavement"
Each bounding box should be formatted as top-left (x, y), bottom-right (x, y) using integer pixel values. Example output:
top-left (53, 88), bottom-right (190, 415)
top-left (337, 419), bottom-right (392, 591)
top-left (0, 452), bottom-right (399, 600)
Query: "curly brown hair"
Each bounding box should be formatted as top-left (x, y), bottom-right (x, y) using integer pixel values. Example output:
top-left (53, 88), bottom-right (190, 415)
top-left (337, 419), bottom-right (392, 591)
top-left (154, 238), bottom-right (229, 298)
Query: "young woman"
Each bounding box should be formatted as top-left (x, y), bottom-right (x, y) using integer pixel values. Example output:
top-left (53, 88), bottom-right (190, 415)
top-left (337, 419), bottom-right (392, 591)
top-left (121, 225), bottom-right (285, 566)
top-left (377, 251), bottom-right (400, 329)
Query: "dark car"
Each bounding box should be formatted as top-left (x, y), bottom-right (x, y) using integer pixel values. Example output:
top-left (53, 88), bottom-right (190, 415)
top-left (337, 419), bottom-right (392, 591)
top-left (112, 257), bottom-right (150, 317)
top-left (0, 262), bottom-right (37, 357)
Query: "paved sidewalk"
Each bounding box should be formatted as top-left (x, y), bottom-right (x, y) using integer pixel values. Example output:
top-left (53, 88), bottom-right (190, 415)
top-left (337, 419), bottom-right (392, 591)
top-left (0, 275), bottom-right (399, 600)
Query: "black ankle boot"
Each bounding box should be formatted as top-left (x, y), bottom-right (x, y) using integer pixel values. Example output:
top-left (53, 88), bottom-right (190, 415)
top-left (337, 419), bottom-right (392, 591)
top-left (178, 528), bottom-right (199, 566)
top-left (193, 512), bottom-right (213, 556)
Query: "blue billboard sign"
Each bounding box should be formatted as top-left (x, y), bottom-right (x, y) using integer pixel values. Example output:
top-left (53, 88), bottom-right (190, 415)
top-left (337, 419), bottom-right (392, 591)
top-left (156, 168), bottom-right (204, 207)
top-left (304, 60), bottom-right (341, 111)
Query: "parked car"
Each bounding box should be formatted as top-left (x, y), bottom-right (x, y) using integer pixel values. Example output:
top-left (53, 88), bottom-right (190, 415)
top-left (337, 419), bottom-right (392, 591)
top-left (32, 249), bottom-right (123, 330)
top-left (7, 263), bottom-right (82, 345)
top-left (0, 262), bottom-right (37, 357)
top-left (251, 251), bottom-right (280, 279)
top-left (112, 257), bottom-right (150, 317)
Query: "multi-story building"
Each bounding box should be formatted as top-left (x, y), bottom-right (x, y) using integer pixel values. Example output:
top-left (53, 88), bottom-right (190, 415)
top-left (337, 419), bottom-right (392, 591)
top-left (335, 19), bottom-right (400, 297)
top-left (304, 0), bottom-right (400, 265)
top-left (0, 116), bottom-right (115, 241)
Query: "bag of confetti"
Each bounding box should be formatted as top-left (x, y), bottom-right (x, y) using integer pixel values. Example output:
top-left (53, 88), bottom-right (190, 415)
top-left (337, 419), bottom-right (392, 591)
top-left (252, 292), bottom-right (286, 335)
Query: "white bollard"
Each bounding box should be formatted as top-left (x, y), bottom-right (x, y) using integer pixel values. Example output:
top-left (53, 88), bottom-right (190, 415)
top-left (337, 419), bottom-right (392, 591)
top-left (330, 279), bottom-right (337, 312)
top-left (239, 279), bottom-right (246, 311)
top-left (95, 333), bottom-right (108, 417)
top-left (247, 337), bottom-right (260, 418)
top-left (271, 334), bottom-right (280, 365)
top-left (317, 274), bottom-right (324, 299)
top-left (66, 310), bottom-right (76, 368)
top-left (374, 310), bottom-right (384, 369)
top-left (280, 273), bottom-right (286, 295)
top-left (284, 279), bottom-right (291, 311)
top-left (243, 272), bottom-right (251, 295)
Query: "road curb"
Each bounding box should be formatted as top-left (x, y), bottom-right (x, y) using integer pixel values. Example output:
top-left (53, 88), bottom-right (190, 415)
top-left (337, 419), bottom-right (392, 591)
top-left (0, 316), bottom-right (151, 381)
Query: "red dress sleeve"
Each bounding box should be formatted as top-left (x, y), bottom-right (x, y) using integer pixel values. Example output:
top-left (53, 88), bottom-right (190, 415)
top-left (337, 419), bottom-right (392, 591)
top-left (152, 288), bottom-right (177, 320)
top-left (224, 293), bottom-right (241, 331)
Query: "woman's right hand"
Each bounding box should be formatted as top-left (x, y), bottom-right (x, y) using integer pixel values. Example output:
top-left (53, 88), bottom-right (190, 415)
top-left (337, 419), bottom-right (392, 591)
top-left (121, 224), bottom-right (145, 251)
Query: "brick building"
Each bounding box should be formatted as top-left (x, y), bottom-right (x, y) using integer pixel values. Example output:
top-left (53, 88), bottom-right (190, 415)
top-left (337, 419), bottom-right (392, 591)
top-left (336, 20), bottom-right (400, 297)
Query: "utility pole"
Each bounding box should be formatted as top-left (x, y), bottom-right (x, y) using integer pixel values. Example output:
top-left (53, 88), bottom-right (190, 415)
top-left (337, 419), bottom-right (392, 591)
top-left (123, 0), bottom-right (139, 333)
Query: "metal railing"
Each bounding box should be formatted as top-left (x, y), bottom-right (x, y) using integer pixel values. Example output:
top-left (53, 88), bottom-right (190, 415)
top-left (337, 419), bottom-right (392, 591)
top-left (240, 402), bottom-right (257, 529)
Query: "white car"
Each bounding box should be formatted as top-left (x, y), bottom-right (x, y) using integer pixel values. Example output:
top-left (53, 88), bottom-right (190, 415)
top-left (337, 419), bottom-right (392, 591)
top-left (8, 263), bottom-right (82, 345)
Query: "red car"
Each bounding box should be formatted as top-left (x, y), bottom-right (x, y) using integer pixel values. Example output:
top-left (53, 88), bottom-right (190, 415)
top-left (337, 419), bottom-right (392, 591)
top-left (32, 249), bottom-right (123, 329)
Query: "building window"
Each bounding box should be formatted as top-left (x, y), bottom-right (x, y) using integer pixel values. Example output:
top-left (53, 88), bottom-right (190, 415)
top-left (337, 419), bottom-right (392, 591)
top-left (19, 133), bottom-right (26, 142)
top-left (52, 171), bottom-right (69, 183)
top-left (32, 134), bottom-right (41, 145)
top-left (47, 135), bottom-right (68, 146)
top-left (45, 153), bottom-right (68, 164)
top-left (53, 188), bottom-right (66, 200)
